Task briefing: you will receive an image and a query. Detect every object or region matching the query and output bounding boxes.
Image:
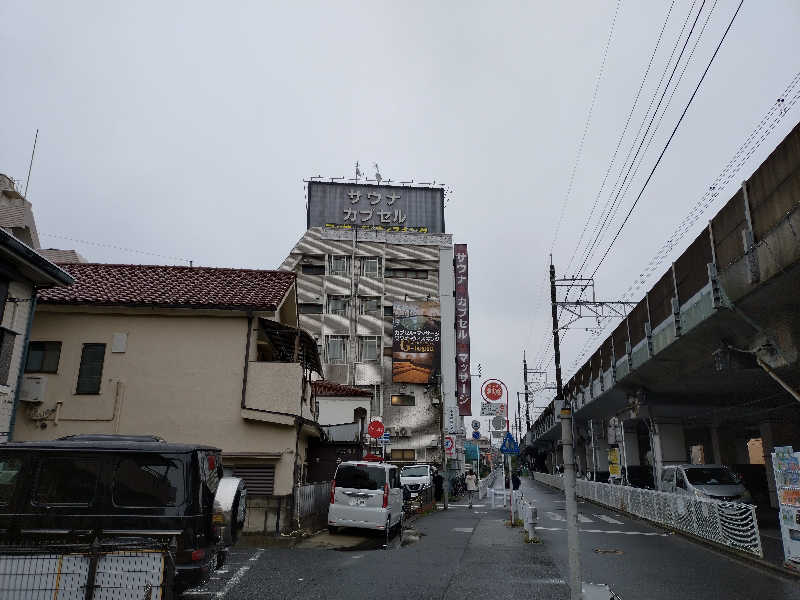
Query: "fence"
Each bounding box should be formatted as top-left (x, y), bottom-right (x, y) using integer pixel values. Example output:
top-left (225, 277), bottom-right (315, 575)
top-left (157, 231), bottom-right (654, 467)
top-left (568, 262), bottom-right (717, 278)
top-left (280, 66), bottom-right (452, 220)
top-left (0, 537), bottom-right (175, 600)
top-left (478, 468), bottom-right (500, 499)
top-left (405, 486), bottom-right (435, 516)
top-left (533, 473), bottom-right (763, 557)
top-left (295, 482), bottom-right (331, 529)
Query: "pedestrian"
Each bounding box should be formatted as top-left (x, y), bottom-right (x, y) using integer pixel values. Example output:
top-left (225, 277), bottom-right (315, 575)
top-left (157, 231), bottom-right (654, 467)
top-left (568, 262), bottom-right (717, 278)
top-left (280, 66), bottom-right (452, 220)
top-left (512, 471), bottom-right (521, 491)
top-left (433, 470), bottom-right (444, 502)
top-left (465, 469), bottom-right (478, 508)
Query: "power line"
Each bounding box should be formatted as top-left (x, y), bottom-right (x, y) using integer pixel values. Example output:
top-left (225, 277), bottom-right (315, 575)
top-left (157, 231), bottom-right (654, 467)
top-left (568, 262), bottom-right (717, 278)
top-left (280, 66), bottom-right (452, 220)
top-left (589, 0), bottom-right (745, 279)
top-left (40, 233), bottom-right (191, 264)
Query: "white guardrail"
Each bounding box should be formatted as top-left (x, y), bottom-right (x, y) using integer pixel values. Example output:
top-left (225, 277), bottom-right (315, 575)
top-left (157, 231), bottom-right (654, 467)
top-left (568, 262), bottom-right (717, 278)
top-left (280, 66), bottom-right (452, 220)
top-left (533, 473), bottom-right (763, 557)
top-left (478, 469), bottom-right (500, 499)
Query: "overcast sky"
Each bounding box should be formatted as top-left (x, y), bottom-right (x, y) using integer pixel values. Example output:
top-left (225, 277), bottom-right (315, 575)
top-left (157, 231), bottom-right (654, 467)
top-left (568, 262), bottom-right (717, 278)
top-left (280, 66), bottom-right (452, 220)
top-left (2, 1), bottom-right (799, 433)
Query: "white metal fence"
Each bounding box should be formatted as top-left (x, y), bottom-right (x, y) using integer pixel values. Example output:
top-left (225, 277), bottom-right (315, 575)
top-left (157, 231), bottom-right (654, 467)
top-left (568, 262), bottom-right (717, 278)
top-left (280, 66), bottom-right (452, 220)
top-left (533, 473), bottom-right (763, 557)
top-left (296, 482), bottom-right (331, 527)
top-left (478, 469), bottom-right (499, 499)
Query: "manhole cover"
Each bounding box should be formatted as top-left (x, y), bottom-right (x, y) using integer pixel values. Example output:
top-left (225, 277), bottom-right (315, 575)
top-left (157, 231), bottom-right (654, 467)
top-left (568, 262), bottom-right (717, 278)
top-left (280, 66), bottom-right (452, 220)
top-left (593, 548), bottom-right (623, 555)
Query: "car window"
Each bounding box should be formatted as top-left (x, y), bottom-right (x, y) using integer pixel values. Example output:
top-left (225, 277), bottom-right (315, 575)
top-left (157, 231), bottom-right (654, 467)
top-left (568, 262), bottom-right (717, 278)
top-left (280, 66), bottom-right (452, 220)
top-left (662, 468), bottom-right (675, 483)
top-left (401, 466), bottom-right (429, 477)
top-left (335, 465), bottom-right (386, 490)
top-left (34, 457), bottom-right (99, 506)
top-left (113, 454), bottom-right (185, 507)
top-left (390, 469), bottom-right (400, 488)
top-left (0, 456), bottom-right (23, 506)
top-left (676, 470), bottom-right (687, 489)
top-left (684, 467), bottom-right (739, 486)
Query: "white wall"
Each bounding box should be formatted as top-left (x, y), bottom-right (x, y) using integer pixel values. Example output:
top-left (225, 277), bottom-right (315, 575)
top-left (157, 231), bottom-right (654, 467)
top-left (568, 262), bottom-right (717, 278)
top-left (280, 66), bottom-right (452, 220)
top-left (317, 396), bottom-right (371, 426)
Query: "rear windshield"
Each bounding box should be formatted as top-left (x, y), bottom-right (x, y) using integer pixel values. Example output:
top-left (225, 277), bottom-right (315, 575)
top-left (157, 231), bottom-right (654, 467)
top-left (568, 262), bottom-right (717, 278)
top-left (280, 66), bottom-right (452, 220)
top-left (0, 457), bottom-right (23, 506)
top-left (335, 465), bottom-right (386, 490)
top-left (34, 456), bottom-right (99, 506)
top-left (401, 466), bottom-right (428, 477)
top-left (114, 454), bottom-right (186, 507)
top-left (685, 467), bottom-right (739, 486)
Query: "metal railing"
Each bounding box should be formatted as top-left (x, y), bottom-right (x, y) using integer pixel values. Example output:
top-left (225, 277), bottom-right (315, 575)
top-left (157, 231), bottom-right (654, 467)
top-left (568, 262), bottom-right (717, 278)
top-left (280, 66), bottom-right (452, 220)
top-left (0, 537), bottom-right (175, 599)
top-left (533, 473), bottom-right (763, 557)
top-left (296, 482), bottom-right (332, 528)
top-left (478, 468), bottom-right (499, 499)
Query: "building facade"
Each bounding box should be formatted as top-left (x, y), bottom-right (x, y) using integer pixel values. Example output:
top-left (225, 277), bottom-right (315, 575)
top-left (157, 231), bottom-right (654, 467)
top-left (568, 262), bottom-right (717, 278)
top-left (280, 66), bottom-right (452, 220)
top-left (281, 181), bottom-right (458, 465)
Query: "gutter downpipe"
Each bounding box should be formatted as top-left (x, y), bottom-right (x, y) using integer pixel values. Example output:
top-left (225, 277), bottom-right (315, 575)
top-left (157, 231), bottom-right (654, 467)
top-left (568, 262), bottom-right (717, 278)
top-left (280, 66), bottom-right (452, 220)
top-left (240, 313), bottom-right (254, 409)
top-left (8, 291), bottom-right (37, 441)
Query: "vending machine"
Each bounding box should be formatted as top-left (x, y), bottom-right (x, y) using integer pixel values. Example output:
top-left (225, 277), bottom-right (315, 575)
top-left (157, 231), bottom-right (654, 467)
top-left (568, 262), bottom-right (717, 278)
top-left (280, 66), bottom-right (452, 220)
top-left (772, 446), bottom-right (800, 567)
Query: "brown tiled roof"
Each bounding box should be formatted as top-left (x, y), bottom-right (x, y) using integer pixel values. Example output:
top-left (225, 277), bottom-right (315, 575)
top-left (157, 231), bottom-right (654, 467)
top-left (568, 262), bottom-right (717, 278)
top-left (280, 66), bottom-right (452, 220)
top-left (312, 381), bottom-right (373, 398)
top-left (37, 263), bottom-right (295, 311)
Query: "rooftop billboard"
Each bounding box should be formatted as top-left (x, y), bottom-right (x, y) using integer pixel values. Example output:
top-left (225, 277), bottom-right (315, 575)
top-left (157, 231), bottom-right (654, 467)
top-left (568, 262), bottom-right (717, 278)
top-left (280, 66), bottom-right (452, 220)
top-left (307, 181), bottom-right (445, 233)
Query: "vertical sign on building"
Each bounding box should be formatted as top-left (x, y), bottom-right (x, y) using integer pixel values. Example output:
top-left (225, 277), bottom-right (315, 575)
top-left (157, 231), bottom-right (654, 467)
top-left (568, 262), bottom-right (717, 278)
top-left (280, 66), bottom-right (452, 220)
top-left (455, 244), bottom-right (471, 415)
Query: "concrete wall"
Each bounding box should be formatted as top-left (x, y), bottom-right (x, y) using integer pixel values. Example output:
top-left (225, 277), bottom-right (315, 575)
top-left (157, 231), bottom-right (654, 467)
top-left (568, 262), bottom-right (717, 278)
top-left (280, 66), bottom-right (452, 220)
top-left (0, 280), bottom-right (34, 442)
top-left (317, 396), bottom-right (370, 426)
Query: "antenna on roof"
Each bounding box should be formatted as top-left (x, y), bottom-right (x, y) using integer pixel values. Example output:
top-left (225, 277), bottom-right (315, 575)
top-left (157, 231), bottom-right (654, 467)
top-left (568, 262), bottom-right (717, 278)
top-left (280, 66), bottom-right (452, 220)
top-left (354, 161), bottom-right (362, 181)
top-left (24, 129), bottom-right (38, 198)
top-left (374, 162), bottom-right (382, 184)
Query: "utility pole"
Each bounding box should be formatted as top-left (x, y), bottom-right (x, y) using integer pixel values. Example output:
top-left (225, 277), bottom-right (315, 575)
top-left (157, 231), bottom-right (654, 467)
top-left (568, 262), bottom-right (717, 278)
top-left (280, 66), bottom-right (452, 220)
top-left (523, 351), bottom-right (531, 432)
top-left (438, 373), bottom-right (448, 510)
top-left (550, 256), bottom-right (581, 599)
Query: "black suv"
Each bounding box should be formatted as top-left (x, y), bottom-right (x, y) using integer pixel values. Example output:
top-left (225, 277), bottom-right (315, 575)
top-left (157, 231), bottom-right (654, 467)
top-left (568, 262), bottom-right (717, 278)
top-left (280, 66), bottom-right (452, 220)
top-left (0, 434), bottom-right (246, 591)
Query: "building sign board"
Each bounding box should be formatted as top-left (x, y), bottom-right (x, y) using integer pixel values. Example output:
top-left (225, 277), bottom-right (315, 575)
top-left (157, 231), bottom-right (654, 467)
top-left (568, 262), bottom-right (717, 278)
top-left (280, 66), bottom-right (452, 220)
top-left (480, 402), bottom-right (506, 417)
top-left (455, 244), bottom-right (472, 416)
top-left (307, 181), bottom-right (444, 233)
top-left (392, 300), bottom-right (441, 383)
top-left (465, 442), bottom-right (479, 461)
top-left (445, 406), bottom-right (460, 434)
top-left (608, 447), bottom-right (621, 477)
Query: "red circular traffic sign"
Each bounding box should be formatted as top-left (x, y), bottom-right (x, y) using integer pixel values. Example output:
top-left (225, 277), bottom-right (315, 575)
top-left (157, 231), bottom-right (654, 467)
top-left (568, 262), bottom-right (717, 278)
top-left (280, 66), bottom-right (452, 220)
top-left (481, 380), bottom-right (504, 402)
top-left (367, 420), bottom-right (385, 439)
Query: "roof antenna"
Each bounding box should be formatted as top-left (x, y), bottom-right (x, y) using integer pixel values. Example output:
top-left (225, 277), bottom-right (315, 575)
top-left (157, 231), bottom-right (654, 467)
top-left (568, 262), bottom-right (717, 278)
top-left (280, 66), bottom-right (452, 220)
top-left (354, 161), bottom-right (362, 181)
top-left (374, 163), bottom-right (382, 184)
top-left (24, 129), bottom-right (39, 198)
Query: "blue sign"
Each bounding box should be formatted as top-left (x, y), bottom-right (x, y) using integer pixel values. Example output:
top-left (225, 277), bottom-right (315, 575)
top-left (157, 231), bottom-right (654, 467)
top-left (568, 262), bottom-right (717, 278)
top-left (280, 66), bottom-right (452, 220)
top-left (472, 431), bottom-right (481, 440)
top-left (465, 442), bottom-right (479, 461)
top-left (500, 432), bottom-right (520, 455)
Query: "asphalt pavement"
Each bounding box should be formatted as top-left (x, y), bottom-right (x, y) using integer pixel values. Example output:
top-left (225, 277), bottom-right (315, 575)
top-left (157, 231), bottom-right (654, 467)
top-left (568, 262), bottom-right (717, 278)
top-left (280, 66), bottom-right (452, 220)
top-left (520, 476), bottom-right (800, 600)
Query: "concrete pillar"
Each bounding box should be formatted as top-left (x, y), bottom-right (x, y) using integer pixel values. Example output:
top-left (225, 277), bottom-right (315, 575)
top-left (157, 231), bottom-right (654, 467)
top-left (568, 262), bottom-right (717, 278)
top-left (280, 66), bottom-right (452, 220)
top-left (710, 426), bottom-right (722, 464)
top-left (651, 422), bottom-right (688, 486)
top-left (760, 421), bottom-right (778, 509)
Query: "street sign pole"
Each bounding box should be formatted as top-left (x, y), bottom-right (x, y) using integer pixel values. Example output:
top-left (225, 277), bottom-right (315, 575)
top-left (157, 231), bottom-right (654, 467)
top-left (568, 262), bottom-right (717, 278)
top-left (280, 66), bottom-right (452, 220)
top-left (551, 257), bottom-right (581, 600)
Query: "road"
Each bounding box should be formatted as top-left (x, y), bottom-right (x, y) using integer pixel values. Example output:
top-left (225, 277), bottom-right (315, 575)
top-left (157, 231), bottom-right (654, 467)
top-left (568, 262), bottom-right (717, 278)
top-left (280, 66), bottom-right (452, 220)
top-left (520, 476), bottom-right (800, 599)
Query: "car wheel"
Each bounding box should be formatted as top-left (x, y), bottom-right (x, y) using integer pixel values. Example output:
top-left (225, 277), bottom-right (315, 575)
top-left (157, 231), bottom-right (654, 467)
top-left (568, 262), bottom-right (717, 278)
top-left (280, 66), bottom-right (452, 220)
top-left (328, 526), bottom-right (338, 535)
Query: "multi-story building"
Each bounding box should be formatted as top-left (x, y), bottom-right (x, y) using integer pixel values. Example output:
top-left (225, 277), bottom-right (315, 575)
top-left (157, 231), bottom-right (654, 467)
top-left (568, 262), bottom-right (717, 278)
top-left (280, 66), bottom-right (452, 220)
top-left (280, 180), bottom-right (459, 466)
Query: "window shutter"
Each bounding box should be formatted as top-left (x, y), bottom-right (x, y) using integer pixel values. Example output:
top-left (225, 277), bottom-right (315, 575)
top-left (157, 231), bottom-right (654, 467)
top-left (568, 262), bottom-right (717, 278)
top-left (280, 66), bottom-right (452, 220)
top-left (232, 464), bottom-right (275, 495)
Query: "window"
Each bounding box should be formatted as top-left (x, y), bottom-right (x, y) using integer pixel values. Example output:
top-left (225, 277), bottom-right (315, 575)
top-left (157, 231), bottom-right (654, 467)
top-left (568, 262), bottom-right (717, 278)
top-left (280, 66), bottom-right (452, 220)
top-left (301, 264), bottom-right (325, 276)
top-left (76, 343), bottom-right (106, 394)
top-left (0, 456), bottom-right (22, 506)
top-left (113, 454), bottom-right (184, 507)
top-left (328, 255), bottom-right (350, 276)
top-left (661, 468), bottom-right (675, 484)
top-left (334, 464), bottom-right (385, 490)
top-left (0, 329), bottom-right (16, 386)
top-left (34, 457), bottom-right (98, 506)
top-left (676, 470), bottom-right (687, 490)
top-left (389, 468), bottom-right (401, 489)
top-left (361, 257), bottom-right (381, 277)
top-left (25, 341), bottom-right (62, 373)
top-left (359, 336), bottom-right (380, 362)
top-left (327, 295), bottom-right (350, 317)
top-left (385, 269), bottom-right (428, 279)
top-left (383, 305), bottom-right (393, 317)
top-left (326, 336), bottom-right (348, 364)
top-left (360, 296), bottom-right (381, 315)
top-left (390, 449), bottom-right (415, 461)
top-left (391, 394), bottom-right (415, 406)
top-left (299, 303), bottom-right (323, 314)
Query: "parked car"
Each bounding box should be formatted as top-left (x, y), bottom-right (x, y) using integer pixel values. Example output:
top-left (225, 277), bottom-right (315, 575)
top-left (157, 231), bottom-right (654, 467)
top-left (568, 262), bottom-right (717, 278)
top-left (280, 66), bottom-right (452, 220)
top-left (0, 434), bottom-right (246, 592)
top-left (608, 465), bottom-right (656, 489)
top-left (660, 464), bottom-right (753, 503)
top-left (328, 460), bottom-right (403, 537)
top-left (400, 464), bottom-right (435, 498)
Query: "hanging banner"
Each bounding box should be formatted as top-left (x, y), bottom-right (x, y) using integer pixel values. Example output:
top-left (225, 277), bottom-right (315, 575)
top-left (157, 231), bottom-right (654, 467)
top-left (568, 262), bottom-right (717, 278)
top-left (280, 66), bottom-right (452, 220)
top-left (392, 300), bottom-right (441, 383)
top-left (455, 244), bottom-right (472, 415)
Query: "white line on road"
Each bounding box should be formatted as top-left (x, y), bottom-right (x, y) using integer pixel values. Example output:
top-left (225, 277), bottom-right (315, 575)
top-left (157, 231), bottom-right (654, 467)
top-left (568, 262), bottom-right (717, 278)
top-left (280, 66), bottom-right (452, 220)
top-left (215, 548), bottom-right (265, 598)
top-left (545, 511), bottom-right (565, 522)
top-left (593, 514), bottom-right (624, 525)
top-left (536, 527), bottom-right (669, 537)
top-left (437, 504), bottom-right (486, 508)
top-left (577, 514), bottom-right (593, 523)
top-left (453, 527), bottom-right (474, 532)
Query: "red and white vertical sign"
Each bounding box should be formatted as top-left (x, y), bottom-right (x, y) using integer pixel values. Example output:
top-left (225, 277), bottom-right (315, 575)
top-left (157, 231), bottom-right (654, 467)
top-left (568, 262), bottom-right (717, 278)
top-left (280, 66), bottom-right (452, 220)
top-left (455, 244), bottom-right (471, 416)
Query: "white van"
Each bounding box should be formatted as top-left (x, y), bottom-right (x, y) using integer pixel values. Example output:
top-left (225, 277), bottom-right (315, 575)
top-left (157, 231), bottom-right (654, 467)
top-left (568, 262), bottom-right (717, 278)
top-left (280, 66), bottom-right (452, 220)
top-left (328, 461), bottom-right (404, 536)
top-left (400, 464), bottom-right (434, 498)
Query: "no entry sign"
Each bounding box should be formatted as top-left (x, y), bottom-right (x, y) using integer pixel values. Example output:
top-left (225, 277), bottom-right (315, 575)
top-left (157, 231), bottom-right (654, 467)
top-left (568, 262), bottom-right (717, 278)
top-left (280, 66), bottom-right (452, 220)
top-left (367, 420), bottom-right (385, 439)
top-left (481, 380), bottom-right (504, 402)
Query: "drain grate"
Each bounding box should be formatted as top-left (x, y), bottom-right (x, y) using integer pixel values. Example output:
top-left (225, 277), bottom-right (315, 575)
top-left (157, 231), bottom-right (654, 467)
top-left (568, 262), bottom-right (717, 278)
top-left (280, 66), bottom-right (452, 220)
top-left (593, 548), bottom-right (623, 555)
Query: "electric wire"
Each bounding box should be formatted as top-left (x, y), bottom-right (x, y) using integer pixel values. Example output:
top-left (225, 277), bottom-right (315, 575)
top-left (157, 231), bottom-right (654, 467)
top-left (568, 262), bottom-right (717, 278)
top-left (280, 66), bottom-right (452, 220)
top-left (40, 233), bottom-right (191, 264)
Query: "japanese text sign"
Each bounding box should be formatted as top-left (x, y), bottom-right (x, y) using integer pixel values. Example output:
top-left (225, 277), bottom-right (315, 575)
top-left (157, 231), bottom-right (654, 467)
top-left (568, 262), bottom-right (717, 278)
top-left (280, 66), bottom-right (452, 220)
top-left (307, 181), bottom-right (444, 232)
top-left (455, 244), bottom-right (471, 416)
top-left (392, 300), bottom-right (441, 383)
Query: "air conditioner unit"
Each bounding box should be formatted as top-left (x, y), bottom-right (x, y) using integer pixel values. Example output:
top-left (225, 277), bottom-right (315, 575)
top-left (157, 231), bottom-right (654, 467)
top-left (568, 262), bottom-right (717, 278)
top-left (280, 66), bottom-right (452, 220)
top-left (20, 376), bottom-right (46, 404)
top-left (399, 427), bottom-right (408, 438)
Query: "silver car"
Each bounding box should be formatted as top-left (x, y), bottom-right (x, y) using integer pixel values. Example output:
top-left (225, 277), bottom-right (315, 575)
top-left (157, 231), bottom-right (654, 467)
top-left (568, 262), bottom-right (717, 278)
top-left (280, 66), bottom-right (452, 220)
top-left (660, 464), bottom-right (753, 503)
top-left (328, 461), bottom-right (404, 535)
